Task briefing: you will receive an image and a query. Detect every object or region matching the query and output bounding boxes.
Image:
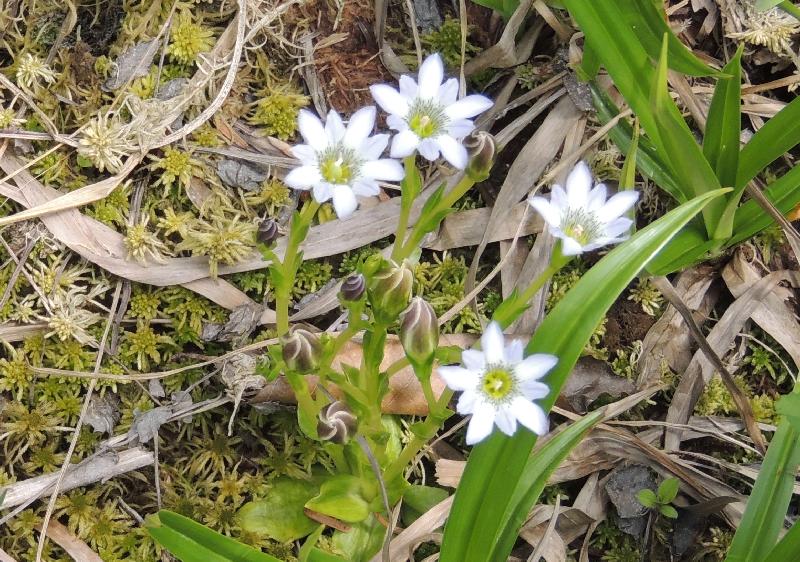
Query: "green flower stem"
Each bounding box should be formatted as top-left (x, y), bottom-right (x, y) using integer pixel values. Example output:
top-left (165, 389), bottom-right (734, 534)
top-left (391, 156), bottom-right (418, 261)
top-left (383, 387), bottom-right (454, 484)
top-left (397, 172), bottom-right (477, 261)
top-left (516, 248), bottom-right (571, 307)
top-left (275, 200), bottom-right (321, 336)
top-left (384, 356), bottom-right (410, 378)
top-left (285, 371), bottom-right (318, 427)
top-left (360, 323), bottom-right (389, 432)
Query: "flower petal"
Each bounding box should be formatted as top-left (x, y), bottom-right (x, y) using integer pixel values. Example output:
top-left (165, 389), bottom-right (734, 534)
top-left (604, 217), bottom-right (634, 238)
top-left (399, 75), bottom-right (418, 99)
top-left (417, 138), bottom-right (441, 161)
top-left (566, 161), bottom-right (592, 208)
top-left (596, 190), bottom-right (639, 223)
top-left (325, 109), bottom-right (346, 142)
top-left (370, 84), bottom-right (409, 117)
top-left (391, 129), bottom-right (421, 158)
top-left (439, 365), bottom-right (479, 391)
top-left (495, 406), bottom-right (518, 436)
top-left (344, 106), bottom-right (376, 148)
top-left (436, 135), bottom-right (468, 169)
top-left (519, 380), bottom-right (550, 401)
top-left (284, 165), bottom-right (321, 190)
top-left (462, 349), bottom-right (486, 372)
top-left (332, 185), bottom-right (358, 218)
top-left (587, 183), bottom-right (608, 211)
top-left (510, 397), bottom-right (549, 435)
top-left (504, 339), bottom-right (524, 365)
top-left (418, 53), bottom-right (444, 99)
top-left (528, 197), bottom-right (562, 228)
top-left (559, 236), bottom-right (585, 256)
top-left (440, 78), bottom-right (459, 105)
top-left (550, 184), bottom-right (568, 209)
top-left (312, 182), bottom-right (333, 203)
top-left (352, 178), bottom-right (380, 197)
top-left (362, 158), bottom-right (405, 181)
top-left (466, 401), bottom-right (496, 445)
top-left (298, 110), bottom-right (328, 151)
top-left (457, 390), bottom-right (478, 415)
top-left (445, 95), bottom-right (493, 120)
top-left (360, 134), bottom-right (389, 160)
top-left (515, 353), bottom-right (557, 381)
top-left (446, 118), bottom-right (475, 139)
top-left (386, 114), bottom-right (408, 132)
top-left (291, 144), bottom-right (317, 164)
top-left (480, 321), bottom-right (505, 365)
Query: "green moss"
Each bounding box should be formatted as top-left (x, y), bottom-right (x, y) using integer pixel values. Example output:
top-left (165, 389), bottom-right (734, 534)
top-left (168, 13), bottom-right (215, 65)
top-left (249, 90), bottom-right (309, 140)
top-left (421, 17), bottom-right (479, 69)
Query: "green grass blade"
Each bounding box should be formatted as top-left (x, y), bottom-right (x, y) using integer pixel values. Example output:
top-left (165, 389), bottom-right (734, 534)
top-left (621, 0), bottom-right (717, 76)
top-left (763, 520), bottom-right (800, 562)
top-left (147, 510), bottom-right (283, 562)
top-left (439, 189), bottom-right (728, 562)
top-left (489, 411), bottom-right (604, 559)
top-left (738, 95), bottom-right (800, 187)
top-left (725, 418), bottom-right (800, 562)
top-left (704, 46), bottom-right (743, 188)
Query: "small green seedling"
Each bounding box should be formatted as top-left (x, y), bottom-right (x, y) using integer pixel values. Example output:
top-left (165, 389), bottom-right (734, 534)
top-left (637, 477), bottom-right (680, 519)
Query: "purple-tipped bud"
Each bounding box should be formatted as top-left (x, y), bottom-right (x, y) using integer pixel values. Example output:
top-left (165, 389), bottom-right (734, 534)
top-left (464, 131), bottom-right (497, 181)
top-left (317, 401), bottom-right (357, 444)
top-left (400, 297), bottom-right (439, 369)
top-left (368, 260), bottom-right (414, 324)
top-left (257, 219), bottom-right (279, 245)
top-left (281, 328), bottom-right (322, 373)
top-left (340, 273), bottom-right (366, 302)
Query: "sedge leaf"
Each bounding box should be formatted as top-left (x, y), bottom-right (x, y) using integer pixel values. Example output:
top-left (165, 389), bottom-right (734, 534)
top-left (763, 520), bottom-right (800, 562)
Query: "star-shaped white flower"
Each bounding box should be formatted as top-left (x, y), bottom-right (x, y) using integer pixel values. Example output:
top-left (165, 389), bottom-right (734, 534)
top-left (438, 322), bottom-right (555, 445)
top-left (285, 106), bottom-right (404, 218)
top-left (369, 53), bottom-right (493, 170)
top-left (528, 162), bottom-right (639, 256)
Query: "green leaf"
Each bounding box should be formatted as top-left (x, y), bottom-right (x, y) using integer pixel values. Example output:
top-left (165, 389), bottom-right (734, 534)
top-left (620, 0), bottom-right (717, 76)
top-left (657, 477), bottom-right (680, 503)
top-left (775, 393), bottom-right (800, 431)
top-left (332, 517), bottom-right (385, 562)
top-left (703, 46), bottom-right (743, 189)
top-left (305, 475), bottom-right (370, 523)
top-left (738, 95), bottom-right (800, 187)
top-left (402, 485), bottom-right (449, 525)
top-left (660, 505), bottom-right (679, 519)
top-left (725, 415), bottom-right (800, 561)
top-left (439, 189), bottom-right (728, 562)
top-left (637, 489), bottom-right (658, 508)
top-left (763, 520), bottom-right (800, 562)
top-left (755, 0), bottom-right (783, 9)
top-left (238, 477), bottom-right (319, 542)
top-left (147, 510), bottom-right (282, 562)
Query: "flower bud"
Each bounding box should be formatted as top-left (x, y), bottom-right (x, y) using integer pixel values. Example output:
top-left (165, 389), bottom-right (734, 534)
top-left (368, 260), bottom-right (414, 324)
top-left (317, 401), bottom-right (357, 444)
top-left (464, 131), bottom-right (497, 181)
top-left (400, 297), bottom-right (439, 370)
top-left (257, 218), bottom-right (279, 245)
top-left (281, 328), bottom-right (322, 373)
top-left (340, 273), bottom-right (366, 302)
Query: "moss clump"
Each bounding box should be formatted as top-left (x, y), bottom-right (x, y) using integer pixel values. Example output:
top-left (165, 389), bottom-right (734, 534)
top-left (167, 13), bottom-right (215, 65)
top-left (249, 90), bottom-right (309, 140)
top-left (177, 214), bottom-right (257, 277)
top-left (421, 18), bottom-right (479, 69)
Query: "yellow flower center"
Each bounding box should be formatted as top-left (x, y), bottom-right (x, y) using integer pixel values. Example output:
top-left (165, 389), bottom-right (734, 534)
top-left (317, 144), bottom-right (362, 185)
top-left (481, 367), bottom-right (515, 401)
top-left (561, 208), bottom-right (602, 246)
top-left (407, 99), bottom-right (448, 139)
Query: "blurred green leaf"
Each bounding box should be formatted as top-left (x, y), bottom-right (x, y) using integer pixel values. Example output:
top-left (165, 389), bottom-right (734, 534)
top-left (660, 505), bottom-right (679, 519)
top-left (704, 46), bottom-right (743, 189)
top-left (763, 520), bottom-right (800, 562)
top-left (238, 477), bottom-right (319, 542)
top-left (657, 477), bottom-right (680, 503)
top-left (147, 510), bottom-right (282, 562)
top-left (305, 475), bottom-right (370, 523)
top-left (637, 489), bottom-right (658, 508)
top-left (738, 95), bottom-right (800, 187)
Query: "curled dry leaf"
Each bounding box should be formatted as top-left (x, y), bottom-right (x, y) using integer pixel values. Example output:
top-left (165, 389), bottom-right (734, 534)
top-left (560, 357), bottom-right (636, 414)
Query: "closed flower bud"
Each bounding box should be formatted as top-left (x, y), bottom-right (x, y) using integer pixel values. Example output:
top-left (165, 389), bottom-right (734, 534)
top-left (400, 297), bottom-right (439, 369)
top-left (281, 328), bottom-right (322, 373)
top-left (340, 273), bottom-right (366, 302)
top-left (257, 218), bottom-right (279, 245)
top-left (464, 131), bottom-right (497, 181)
top-left (368, 260), bottom-right (414, 324)
top-left (317, 401), bottom-right (357, 444)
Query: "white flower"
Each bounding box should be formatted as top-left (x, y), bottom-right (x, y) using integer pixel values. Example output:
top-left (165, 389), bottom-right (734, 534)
top-left (438, 321), bottom-right (555, 445)
top-left (528, 161), bottom-right (639, 256)
top-left (285, 107), bottom-right (404, 218)
top-left (369, 53), bottom-right (493, 169)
